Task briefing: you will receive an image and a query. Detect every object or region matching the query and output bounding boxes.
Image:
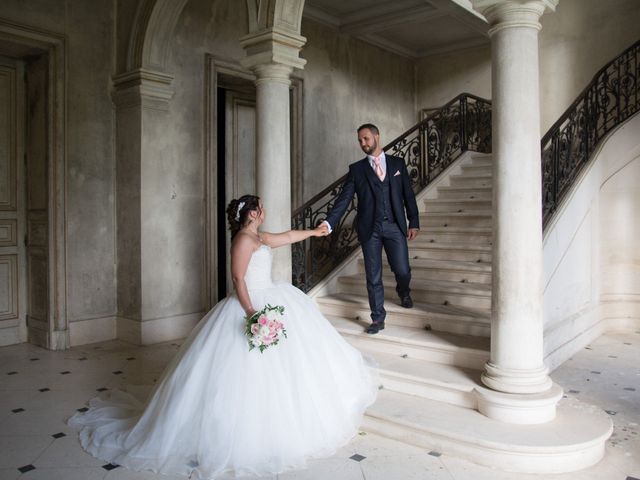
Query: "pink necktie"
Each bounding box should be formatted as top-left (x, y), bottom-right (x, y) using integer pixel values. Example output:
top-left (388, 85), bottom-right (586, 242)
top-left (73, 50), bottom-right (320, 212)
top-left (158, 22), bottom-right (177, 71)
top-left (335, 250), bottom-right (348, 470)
top-left (373, 156), bottom-right (385, 181)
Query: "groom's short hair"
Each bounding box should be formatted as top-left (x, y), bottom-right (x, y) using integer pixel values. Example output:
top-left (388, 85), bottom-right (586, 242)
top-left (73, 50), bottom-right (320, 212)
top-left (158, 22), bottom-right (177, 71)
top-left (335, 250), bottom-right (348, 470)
top-left (357, 123), bottom-right (379, 136)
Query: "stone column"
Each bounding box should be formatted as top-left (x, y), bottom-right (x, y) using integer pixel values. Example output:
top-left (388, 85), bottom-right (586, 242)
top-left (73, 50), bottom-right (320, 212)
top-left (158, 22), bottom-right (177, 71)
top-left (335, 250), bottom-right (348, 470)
top-left (470, 0), bottom-right (562, 423)
top-left (241, 30), bottom-right (306, 282)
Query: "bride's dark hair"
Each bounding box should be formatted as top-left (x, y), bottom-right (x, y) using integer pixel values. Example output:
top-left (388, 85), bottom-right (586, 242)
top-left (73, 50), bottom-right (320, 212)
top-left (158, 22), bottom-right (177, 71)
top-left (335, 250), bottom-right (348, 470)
top-left (226, 195), bottom-right (261, 239)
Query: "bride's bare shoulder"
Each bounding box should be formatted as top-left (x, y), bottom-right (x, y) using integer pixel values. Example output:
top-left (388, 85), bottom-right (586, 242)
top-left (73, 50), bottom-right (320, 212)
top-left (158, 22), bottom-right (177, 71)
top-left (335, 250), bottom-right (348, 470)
top-left (231, 232), bottom-right (261, 254)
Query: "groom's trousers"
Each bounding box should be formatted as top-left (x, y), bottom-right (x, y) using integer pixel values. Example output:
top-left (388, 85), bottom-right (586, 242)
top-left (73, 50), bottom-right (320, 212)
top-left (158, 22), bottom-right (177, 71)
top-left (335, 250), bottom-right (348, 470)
top-left (361, 220), bottom-right (411, 323)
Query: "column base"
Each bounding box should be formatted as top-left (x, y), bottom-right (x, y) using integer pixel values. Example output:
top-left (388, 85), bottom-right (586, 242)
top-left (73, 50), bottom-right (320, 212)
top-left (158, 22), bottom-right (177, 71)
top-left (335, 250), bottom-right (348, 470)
top-left (476, 381), bottom-right (563, 424)
top-left (482, 361), bottom-right (552, 394)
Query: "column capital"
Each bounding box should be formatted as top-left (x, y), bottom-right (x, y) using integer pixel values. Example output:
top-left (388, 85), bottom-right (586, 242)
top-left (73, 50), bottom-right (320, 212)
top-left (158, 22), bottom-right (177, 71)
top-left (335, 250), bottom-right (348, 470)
top-left (240, 28), bottom-right (306, 76)
top-left (471, 0), bottom-right (559, 33)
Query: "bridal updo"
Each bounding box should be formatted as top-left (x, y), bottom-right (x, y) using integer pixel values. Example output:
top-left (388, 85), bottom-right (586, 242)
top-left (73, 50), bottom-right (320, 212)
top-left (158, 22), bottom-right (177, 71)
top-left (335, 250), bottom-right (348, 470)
top-left (226, 195), bottom-right (261, 239)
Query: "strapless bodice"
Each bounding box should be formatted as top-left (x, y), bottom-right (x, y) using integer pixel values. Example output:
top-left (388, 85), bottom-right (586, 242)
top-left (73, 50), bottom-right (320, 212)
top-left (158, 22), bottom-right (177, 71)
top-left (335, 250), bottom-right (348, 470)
top-left (245, 245), bottom-right (275, 290)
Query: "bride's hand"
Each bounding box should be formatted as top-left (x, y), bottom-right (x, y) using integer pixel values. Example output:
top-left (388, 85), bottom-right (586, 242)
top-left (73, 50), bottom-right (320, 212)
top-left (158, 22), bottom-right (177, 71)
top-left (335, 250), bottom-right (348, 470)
top-left (313, 224), bottom-right (329, 237)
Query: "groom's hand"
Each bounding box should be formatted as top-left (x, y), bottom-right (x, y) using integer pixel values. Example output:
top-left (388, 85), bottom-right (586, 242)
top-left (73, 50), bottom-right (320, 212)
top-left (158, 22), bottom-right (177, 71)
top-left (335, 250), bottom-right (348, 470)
top-left (407, 228), bottom-right (419, 241)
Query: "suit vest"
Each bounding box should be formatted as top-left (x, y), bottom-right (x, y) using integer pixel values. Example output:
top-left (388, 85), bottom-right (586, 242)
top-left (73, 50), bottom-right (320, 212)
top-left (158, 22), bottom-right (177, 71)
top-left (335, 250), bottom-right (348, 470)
top-left (373, 171), bottom-right (396, 225)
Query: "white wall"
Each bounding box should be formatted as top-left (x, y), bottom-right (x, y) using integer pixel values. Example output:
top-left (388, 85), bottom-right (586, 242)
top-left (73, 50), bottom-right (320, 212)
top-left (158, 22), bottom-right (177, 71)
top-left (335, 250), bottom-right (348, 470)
top-left (0, 0), bottom-right (117, 345)
top-left (542, 113), bottom-right (640, 369)
top-left (416, 45), bottom-right (491, 110)
top-left (415, 0), bottom-right (640, 134)
top-left (539, 0), bottom-right (640, 132)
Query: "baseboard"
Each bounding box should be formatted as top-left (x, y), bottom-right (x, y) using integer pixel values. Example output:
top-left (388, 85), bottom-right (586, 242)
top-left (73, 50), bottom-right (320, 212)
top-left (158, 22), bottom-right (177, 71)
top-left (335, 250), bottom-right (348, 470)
top-left (69, 316), bottom-right (117, 346)
top-left (117, 311), bottom-right (203, 345)
top-left (543, 299), bottom-right (640, 371)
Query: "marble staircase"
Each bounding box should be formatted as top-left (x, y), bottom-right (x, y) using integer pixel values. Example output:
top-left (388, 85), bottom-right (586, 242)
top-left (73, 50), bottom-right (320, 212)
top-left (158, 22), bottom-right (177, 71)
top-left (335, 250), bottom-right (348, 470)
top-left (314, 153), bottom-right (612, 474)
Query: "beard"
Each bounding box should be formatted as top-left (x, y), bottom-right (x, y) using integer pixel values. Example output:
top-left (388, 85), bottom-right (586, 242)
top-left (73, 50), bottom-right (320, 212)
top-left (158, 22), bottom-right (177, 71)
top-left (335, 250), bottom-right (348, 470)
top-left (361, 139), bottom-right (377, 155)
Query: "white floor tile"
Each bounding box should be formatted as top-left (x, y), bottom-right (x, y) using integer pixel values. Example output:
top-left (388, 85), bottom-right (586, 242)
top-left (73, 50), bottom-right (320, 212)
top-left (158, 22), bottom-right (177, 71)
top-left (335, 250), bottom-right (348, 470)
top-left (361, 454), bottom-right (453, 480)
top-left (0, 436), bottom-right (52, 469)
top-left (103, 467), bottom-right (185, 479)
top-left (34, 436), bottom-right (105, 468)
top-left (20, 466), bottom-right (107, 480)
top-left (0, 469), bottom-right (20, 480)
top-left (277, 457), bottom-right (362, 480)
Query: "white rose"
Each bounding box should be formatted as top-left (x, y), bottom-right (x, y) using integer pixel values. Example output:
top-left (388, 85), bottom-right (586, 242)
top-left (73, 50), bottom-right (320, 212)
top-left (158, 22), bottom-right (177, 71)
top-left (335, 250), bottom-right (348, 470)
top-left (252, 338), bottom-right (262, 347)
top-left (259, 325), bottom-right (271, 337)
top-left (266, 310), bottom-right (279, 322)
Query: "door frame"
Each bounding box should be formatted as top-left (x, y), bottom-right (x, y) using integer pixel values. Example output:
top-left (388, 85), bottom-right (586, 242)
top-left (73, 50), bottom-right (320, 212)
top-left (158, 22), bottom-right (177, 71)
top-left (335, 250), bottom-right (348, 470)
top-left (0, 20), bottom-right (68, 349)
top-left (204, 54), bottom-right (304, 308)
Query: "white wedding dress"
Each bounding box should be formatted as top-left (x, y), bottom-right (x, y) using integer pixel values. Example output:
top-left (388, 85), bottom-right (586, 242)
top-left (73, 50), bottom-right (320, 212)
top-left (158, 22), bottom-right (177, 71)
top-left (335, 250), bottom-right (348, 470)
top-left (69, 245), bottom-right (377, 478)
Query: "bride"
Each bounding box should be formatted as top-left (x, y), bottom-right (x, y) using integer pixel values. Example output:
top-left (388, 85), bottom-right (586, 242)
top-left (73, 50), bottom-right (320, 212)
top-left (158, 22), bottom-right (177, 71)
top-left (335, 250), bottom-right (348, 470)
top-left (69, 194), bottom-right (378, 479)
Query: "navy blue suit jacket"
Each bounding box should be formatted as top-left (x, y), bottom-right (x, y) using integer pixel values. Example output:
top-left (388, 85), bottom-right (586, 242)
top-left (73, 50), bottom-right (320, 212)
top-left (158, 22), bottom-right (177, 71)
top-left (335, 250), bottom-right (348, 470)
top-left (325, 155), bottom-right (420, 243)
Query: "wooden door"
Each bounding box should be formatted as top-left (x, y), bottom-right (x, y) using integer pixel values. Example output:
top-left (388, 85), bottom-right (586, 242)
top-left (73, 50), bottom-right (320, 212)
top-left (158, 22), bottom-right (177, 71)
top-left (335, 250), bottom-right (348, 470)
top-left (0, 57), bottom-right (26, 346)
top-left (24, 54), bottom-right (49, 346)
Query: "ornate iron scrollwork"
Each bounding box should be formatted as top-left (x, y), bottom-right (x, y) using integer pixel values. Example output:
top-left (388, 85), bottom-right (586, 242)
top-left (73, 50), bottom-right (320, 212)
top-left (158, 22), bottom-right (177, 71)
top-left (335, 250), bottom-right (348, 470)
top-left (291, 93), bottom-right (492, 292)
top-left (542, 39), bottom-right (639, 227)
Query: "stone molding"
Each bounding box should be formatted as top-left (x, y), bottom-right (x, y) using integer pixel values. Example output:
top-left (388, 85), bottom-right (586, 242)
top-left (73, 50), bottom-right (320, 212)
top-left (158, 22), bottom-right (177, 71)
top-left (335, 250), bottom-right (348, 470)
top-left (471, 0), bottom-right (559, 33)
top-left (481, 362), bottom-right (553, 395)
top-left (112, 68), bottom-right (175, 111)
top-left (240, 29), bottom-right (307, 73)
top-left (125, 0), bottom-right (190, 73)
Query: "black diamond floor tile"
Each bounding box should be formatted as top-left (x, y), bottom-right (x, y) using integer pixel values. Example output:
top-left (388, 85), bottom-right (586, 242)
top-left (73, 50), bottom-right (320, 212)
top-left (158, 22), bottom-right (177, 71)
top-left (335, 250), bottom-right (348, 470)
top-left (18, 464), bottom-right (36, 473)
top-left (349, 454), bottom-right (366, 462)
top-left (60, 371), bottom-right (71, 375)
top-left (76, 407), bottom-right (89, 413)
top-left (12, 408), bottom-right (25, 413)
top-left (52, 432), bottom-right (66, 439)
top-left (428, 451), bottom-right (442, 457)
top-left (7, 371), bottom-right (18, 375)
top-left (102, 463), bottom-right (119, 471)
top-left (96, 387), bottom-right (108, 392)
top-left (39, 387), bottom-right (50, 392)
top-left (112, 370), bottom-right (123, 375)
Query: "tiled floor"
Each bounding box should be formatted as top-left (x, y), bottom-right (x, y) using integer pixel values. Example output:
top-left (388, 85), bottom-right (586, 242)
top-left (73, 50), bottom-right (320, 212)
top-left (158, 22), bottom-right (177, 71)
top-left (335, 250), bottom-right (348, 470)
top-left (1, 332), bottom-right (639, 480)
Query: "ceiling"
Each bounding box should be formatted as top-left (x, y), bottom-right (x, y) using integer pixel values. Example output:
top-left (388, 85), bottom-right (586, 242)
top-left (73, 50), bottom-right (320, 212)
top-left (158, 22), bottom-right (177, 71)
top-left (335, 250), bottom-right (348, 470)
top-left (303, 0), bottom-right (489, 59)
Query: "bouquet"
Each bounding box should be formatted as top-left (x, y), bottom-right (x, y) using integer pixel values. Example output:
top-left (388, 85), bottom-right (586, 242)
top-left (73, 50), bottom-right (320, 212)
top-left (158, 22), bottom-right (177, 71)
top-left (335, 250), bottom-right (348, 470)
top-left (245, 304), bottom-right (287, 353)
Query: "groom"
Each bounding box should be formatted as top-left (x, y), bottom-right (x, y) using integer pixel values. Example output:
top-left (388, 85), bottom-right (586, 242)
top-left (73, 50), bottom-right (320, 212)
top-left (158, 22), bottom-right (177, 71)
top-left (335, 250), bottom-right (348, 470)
top-left (324, 124), bottom-right (419, 334)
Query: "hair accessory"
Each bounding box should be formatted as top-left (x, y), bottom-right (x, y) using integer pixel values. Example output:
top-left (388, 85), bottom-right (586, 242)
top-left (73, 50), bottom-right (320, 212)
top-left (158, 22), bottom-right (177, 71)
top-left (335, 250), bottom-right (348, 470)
top-left (235, 201), bottom-right (245, 221)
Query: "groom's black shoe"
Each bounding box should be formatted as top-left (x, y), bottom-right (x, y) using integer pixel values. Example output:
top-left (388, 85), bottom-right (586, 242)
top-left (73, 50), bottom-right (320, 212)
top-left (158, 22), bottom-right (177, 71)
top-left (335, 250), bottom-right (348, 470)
top-left (365, 321), bottom-right (385, 335)
top-left (400, 295), bottom-right (413, 309)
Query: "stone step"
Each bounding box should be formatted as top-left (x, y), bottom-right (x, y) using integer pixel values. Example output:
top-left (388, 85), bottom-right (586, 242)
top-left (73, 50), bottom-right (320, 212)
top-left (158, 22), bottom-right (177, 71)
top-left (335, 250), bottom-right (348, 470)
top-left (327, 315), bottom-right (489, 369)
top-left (409, 242), bottom-right (492, 262)
top-left (367, 350), bottom-right (481, 409)
top-left (359, 257), bottom-right (492, 284)
top-left (417, 226), bottom-right (493, 245)
top-left (423, 198), bottom-right (492, 212)
top-left (468, 155), bottom-right (493, 166)
top-left (421, 211), bottom-right (493, 228)
top-left (317, 293), bottom-right (490, 336)
top-left (338, 274), bottom-right (492, 310)
top-left (437, 185), bottom-right (493, 200)
top-left (363, 389), bottom-right (612, 474)
top-left (448, 175), bottom-right (493, 188)
top-left (461, 164), bottom-right (493, 176)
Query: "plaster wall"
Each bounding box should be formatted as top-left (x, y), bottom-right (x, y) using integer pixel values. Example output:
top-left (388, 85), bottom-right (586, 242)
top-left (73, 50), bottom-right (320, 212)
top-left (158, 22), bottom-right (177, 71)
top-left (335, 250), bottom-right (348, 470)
top-left (539, 0), bottom-right (640, 132)
top-left (300, 19), bottom-right (416, 201)
top-left (132, 0), bottom-right (417, 337)
top-left (415, 0), bottom-right (640, 134)
top-left (542, 113), bottom-right (640, 369)
top-left (416, 45), bottom-right (491, 110)
top-left (0, 0), bottom-right (117, 345)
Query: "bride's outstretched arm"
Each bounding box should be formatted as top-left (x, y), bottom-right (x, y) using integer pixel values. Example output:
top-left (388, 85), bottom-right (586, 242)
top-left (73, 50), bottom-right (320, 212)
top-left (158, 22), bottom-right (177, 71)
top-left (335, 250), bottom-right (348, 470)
top-left (261, 224), bottom-right (329, 249)
top-left (230, 235), bottom-right (257, 317)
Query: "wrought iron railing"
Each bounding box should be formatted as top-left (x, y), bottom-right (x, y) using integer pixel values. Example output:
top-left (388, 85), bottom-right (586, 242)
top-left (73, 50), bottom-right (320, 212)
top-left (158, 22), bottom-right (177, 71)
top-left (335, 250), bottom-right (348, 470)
top-left (291, 93), bottom-right (492, 292)
top-left (542, 39), bottom-right (640, 227)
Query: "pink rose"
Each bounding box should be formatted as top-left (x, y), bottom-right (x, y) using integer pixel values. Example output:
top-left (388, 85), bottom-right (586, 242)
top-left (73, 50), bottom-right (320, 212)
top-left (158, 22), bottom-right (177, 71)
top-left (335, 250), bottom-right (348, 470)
top-left (250, 324), bottom-right (260, 335)
top-left (258, 315), bottom-right (268, 326)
